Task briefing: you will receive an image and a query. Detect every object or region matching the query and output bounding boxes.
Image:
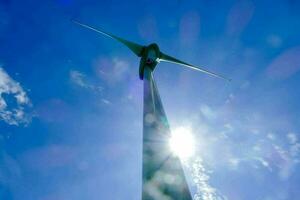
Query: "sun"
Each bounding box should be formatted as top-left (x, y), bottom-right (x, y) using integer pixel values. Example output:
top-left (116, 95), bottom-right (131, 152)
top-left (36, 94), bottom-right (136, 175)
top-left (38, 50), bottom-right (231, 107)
top-left (169, 127), bottom-right (195, 160)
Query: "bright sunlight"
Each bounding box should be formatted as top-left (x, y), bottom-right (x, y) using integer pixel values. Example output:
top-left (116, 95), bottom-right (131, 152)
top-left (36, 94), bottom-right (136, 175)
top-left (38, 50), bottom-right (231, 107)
top-left (169, 127), bottom-right (195, 159)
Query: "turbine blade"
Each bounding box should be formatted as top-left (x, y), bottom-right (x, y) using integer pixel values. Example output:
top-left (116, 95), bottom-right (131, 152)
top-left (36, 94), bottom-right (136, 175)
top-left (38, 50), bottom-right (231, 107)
top-left (159, 52), bottom-right (231, 81)
top-left (72, 20), bottom-right (144, 57)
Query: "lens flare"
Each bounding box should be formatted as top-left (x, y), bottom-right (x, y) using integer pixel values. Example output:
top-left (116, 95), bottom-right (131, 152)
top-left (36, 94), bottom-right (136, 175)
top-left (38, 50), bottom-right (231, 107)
top-left (169, 127), bottom-right (195, 159)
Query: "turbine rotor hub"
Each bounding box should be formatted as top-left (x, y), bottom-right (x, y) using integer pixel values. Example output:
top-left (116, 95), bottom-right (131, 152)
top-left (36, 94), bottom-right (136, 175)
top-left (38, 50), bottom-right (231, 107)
top-left (146, 58), bottom-right (154, 64)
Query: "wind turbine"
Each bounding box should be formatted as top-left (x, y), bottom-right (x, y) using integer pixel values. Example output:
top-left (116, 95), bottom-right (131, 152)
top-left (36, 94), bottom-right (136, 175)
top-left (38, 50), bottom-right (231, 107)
top-left (73, 20), bottom-right (229, 200)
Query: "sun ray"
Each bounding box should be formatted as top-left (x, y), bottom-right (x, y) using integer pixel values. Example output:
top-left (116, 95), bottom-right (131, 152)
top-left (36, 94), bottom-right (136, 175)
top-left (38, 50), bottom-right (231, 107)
top-left (169, 127), bottom-right (196, 160)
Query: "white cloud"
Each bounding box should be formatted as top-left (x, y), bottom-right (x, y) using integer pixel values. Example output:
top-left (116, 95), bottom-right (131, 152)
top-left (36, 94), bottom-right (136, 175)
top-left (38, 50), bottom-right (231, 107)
top-left (0, 67), bottom-right (32, 125)
top-left (189, 157), bottom-right (227, 200)
top-left (200, 104), bottom-right (217, 120)
top-left (70, 70), bottom-right (88, 88)
top-left (94, 57), bottom-right (130, 84)
top-left (225, 93), bottom-right (235, 104)
top-left (69, 70), bottom-right (103, 92)
top-left (101, 98), bottom-right (111, 105)
top-left (111, 58), bottom-right (130, 80)
top-left (228, 157), bottom-right (240, 170)
top-left (240, 80), bottom-right (250, 90)
top-left (267, 133), bottom-right (276, 140)
top-left (287, 132), bottom-right (298, 144)
top-left (185, 103), bottom-right (300, 182)
top-left (70, 70), bottom-right (112, 105)
top-left (254, 157), bottom-right (272, 171)
top-left (224, 123), bottom-right (234, 132)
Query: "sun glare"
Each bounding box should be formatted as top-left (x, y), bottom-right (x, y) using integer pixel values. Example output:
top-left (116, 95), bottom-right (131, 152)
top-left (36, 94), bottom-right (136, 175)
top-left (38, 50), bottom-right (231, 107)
top-left (169, 127), bottom-right (195, 159)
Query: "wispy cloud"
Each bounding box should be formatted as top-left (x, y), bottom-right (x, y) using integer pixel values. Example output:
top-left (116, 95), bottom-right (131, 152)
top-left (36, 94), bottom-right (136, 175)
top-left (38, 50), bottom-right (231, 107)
top-left (200, 104), bottom-right (217, 120)
top-left (101, 98), bottom-right (111, 105)
top-left (69, 70), bottom-right (103, 92)
top-left (0, 67), bottom-right (32, 125)
top-left (94, 57), bottom-right (130, 84)
top-left (212, 105), bottom-right (299, 174)
top-left (69, 70), bottom-right (112, 105)
top-left (180, 102), bottom-right (300, 196)
top-left (70, 70), bottom-right (89, 88)
top-left (186, 157), bottom-right (227, 200)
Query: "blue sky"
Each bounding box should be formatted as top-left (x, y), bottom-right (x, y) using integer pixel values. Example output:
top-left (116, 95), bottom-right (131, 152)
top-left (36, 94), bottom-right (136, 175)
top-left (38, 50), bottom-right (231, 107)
top-left (1, 0), bottom-right (300, 199)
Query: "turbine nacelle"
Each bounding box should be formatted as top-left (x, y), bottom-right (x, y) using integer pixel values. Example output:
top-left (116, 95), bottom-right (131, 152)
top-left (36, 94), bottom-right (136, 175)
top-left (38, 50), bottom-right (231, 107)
top-left (144, 43), bottom-right (160, 64)
top-left (139, 43), bottom-right (160, 79)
